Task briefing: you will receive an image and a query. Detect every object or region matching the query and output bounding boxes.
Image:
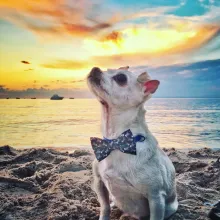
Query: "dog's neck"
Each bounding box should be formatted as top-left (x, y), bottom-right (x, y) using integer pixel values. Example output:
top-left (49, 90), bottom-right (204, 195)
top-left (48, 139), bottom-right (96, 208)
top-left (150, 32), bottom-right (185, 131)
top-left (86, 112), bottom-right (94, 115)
top-left (101, 102), bottom-right (149, 139)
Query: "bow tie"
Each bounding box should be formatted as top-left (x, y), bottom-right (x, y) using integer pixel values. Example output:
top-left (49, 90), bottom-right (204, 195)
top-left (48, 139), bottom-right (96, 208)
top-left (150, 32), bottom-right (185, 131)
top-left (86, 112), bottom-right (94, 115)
top-left (90, 129), bottom-right (146, 162)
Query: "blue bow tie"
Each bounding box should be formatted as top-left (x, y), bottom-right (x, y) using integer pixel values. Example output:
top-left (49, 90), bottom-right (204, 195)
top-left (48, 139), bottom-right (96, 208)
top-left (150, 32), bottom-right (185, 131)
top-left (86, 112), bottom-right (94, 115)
top-left (90, 129), bottom-right (146, 162)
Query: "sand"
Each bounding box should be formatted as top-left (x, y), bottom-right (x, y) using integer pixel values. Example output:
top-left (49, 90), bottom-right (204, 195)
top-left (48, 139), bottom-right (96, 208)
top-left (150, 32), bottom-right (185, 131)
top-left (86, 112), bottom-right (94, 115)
top-left (0, 145), bottom-right (219, 220)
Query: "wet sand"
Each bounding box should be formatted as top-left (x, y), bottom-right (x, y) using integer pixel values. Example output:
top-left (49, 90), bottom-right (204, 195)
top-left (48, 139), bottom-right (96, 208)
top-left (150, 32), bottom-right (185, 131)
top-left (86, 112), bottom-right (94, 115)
top-left (0, 145), bottom-right (219, 220)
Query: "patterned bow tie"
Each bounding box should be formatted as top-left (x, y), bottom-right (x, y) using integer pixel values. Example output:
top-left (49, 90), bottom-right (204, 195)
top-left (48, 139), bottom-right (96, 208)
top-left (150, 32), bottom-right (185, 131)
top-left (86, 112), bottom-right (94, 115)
top-left (90, 129), bottom-right (145, 162)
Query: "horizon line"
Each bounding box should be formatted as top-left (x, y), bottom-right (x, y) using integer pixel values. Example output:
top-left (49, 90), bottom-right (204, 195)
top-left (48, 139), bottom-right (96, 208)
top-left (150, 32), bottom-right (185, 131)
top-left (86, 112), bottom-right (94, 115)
top-left (1, 97), bottom-right (220, 99)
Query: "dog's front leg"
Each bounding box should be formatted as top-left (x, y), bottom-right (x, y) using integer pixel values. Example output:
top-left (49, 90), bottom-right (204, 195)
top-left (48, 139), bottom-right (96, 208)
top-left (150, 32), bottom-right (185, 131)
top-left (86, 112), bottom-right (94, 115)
top-left (148, 192), bottom-right (165, 220)
top-left (95, 179), bottom-right (111, 220)
top-left (92, 161), bottom-right (111, 220)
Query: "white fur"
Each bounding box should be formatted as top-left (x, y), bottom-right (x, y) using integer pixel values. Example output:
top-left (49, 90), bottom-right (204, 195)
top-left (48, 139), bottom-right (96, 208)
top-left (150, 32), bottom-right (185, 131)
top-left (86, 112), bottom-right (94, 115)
top-left (87, 67), bottom-right (178, 220)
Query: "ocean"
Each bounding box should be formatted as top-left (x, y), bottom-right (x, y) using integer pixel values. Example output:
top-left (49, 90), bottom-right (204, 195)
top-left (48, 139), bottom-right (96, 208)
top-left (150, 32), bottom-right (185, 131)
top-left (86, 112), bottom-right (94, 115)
top-left (0, 98), bottom-right (220, 150)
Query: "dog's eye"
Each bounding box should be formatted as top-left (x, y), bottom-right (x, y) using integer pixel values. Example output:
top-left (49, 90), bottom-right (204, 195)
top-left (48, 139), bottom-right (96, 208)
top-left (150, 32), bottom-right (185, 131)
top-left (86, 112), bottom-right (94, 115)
top-left (113, 74), bottom-right (127, 86)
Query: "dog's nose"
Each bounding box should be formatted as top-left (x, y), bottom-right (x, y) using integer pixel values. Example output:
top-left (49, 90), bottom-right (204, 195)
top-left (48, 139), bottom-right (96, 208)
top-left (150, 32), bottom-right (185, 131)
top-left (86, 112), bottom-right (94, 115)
top-left (89, 67), bottom-right (102, 79)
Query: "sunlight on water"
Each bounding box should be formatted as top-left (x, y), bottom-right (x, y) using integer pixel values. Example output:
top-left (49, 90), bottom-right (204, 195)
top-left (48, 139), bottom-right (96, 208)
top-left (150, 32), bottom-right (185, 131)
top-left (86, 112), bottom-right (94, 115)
top-left (0, 98), bottom-right (220, 149)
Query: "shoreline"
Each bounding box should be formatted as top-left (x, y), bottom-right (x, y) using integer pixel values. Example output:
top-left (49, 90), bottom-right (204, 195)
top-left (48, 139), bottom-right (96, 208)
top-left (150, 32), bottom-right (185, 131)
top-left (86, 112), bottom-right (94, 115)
top-left (0, 145), bottom-right (219, 220)
top-left (7, 144), bottom-right (220, 153)
top-left (9, 145), bottom-right (91, 153)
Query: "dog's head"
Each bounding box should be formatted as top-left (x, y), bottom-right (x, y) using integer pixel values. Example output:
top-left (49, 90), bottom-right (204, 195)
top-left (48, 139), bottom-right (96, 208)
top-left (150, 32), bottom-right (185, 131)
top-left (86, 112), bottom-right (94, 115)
top-left (87, 66), bottom-right (159, 109)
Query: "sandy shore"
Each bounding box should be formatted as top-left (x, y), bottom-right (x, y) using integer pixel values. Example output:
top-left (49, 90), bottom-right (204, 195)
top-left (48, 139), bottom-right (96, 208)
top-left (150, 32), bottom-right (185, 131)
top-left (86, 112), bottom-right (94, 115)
top-left (0, 145), bottom-right (219, 220)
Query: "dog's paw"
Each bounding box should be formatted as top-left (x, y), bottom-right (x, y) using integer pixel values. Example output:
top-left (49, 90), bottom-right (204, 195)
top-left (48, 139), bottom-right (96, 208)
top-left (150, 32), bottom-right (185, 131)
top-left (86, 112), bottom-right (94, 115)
top-left (110, 201), bottom-right (116, 208)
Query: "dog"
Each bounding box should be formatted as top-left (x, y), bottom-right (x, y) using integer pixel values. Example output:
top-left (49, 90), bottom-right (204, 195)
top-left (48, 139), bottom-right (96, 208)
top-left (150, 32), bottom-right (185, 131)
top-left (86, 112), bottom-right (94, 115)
top-left (87, 66), bottom-right (178, 220)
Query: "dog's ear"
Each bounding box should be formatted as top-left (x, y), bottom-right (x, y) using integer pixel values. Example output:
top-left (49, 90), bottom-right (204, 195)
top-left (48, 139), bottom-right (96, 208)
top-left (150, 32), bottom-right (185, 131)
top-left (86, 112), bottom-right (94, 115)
top-left (137, 72), bottom-right (151, 83)
top-left (144, 80), bottom-right (160, 94)
top-left (119, 66), bottom-right (129, 70)
top-left (137, 72), bottom-right (159, 94)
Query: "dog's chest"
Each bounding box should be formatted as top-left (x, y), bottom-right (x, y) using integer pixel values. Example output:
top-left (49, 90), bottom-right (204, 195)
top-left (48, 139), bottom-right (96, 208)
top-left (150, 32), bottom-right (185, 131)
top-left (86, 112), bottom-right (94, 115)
top-left (98, 151), bottom-right (140, 194)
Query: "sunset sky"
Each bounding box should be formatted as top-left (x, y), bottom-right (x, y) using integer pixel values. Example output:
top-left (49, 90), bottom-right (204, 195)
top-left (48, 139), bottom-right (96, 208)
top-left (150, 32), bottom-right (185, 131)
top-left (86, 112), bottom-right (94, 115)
top-left (0, 0), bottom-right (219, 98)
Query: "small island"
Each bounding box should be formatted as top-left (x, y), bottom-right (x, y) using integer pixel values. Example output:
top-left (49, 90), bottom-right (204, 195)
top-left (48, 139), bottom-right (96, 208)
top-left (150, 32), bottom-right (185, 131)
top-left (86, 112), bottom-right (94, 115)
top-left (50, 94), bottom-right (64, 100)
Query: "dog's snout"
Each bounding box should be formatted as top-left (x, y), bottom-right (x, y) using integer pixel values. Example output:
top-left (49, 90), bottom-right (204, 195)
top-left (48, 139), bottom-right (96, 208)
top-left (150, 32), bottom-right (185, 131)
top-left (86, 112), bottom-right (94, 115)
top-left (88, 67), bottom-right (103, 86)
top-left (89, 67), bottom-right (102, 79)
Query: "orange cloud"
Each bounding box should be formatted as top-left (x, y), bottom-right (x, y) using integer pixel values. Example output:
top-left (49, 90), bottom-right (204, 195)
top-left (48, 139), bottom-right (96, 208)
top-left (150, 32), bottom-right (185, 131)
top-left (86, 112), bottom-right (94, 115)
top-left (64, 22), bottom-right (111, 37)
top-left (39, 23), bottom-right (220, 69)
top-left (41, 60), bottom-right (89, 70)
top-left (1, 0), bottom-right (219, 70)
top-left (167, 25), bottom-right (220, 54)
top-left (0, 0), bottom-right (114, 38)
top-left (82, 24), bottom-right (220, 66)
top-left (101, 31), bottom-right (123, 44)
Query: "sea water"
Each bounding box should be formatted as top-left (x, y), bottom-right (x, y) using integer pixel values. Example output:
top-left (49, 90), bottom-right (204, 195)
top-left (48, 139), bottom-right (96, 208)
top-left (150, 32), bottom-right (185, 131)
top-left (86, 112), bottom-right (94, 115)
top-left (0, 98), bottom-right (219, 149)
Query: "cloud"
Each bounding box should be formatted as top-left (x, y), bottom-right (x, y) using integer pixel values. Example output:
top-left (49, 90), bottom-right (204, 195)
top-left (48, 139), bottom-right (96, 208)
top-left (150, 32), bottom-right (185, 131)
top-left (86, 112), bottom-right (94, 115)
top-left (135, 58), bottom-right (220, 82)
top-left (210, 85), bottom-right (220, 91)
top-left (177, 70), bottom-right (194, 78)
top-left (0, 85), bottom-right (7, 93)
top-left (2, 0), bottom-right (218, 43)
top-left (0, 86), bottom-right (91, 99)
top-left (41, 21), bottom-right (220, 70)
top-left (63, 22), bottom-right (111, 37)
top-left (100, 31), bottom-right (123, 44)
top-left (1, 59), bottom-right (220, 98)
top-left (130, 6), bottom-right (178, 19)
top-left (71, 79), bottom-right (85, 83)
top-left (165, 25), bottom-right (220, 54)
top-left (0, 0), bottom-right (115, 38)
top-left (41, 60), bottom-right (89, 70)
top-left (132, 58), bottom-right (220, 98)
top-left (1, 0), bottom-right (220, 70)
top-left (0, 1), bottom-right (181, 40)
top-left (21, 60), bottom-right (30, 64)
top-left (36, 20), bottom-right (219, 70)
top-left (82, 24), bottom-right (220, 67)
top-left (41, 23), bottom-right (219, 69)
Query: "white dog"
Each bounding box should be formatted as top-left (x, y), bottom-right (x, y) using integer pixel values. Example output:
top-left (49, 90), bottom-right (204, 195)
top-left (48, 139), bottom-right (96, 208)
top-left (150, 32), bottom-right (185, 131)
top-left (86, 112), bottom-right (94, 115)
top-left (87, 66), bottom-right (178, 220)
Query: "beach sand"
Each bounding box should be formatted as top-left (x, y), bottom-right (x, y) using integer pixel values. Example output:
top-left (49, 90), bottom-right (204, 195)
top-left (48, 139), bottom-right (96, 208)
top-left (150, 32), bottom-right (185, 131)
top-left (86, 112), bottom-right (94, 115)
top-left (0, 145), bottom-right (219, 220)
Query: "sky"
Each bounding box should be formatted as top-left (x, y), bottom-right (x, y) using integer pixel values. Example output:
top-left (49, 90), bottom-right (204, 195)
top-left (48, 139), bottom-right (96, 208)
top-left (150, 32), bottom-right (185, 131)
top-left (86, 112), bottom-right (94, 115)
top-left (0, 0), bottom-right (219, 98)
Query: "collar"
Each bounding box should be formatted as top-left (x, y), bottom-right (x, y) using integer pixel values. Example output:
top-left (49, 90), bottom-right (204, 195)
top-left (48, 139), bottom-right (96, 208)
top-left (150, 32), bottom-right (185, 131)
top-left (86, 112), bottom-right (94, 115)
top-left (103, 132), bottom-right (146, 143)
top-left (91, 129), bottom-right (146, 162)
